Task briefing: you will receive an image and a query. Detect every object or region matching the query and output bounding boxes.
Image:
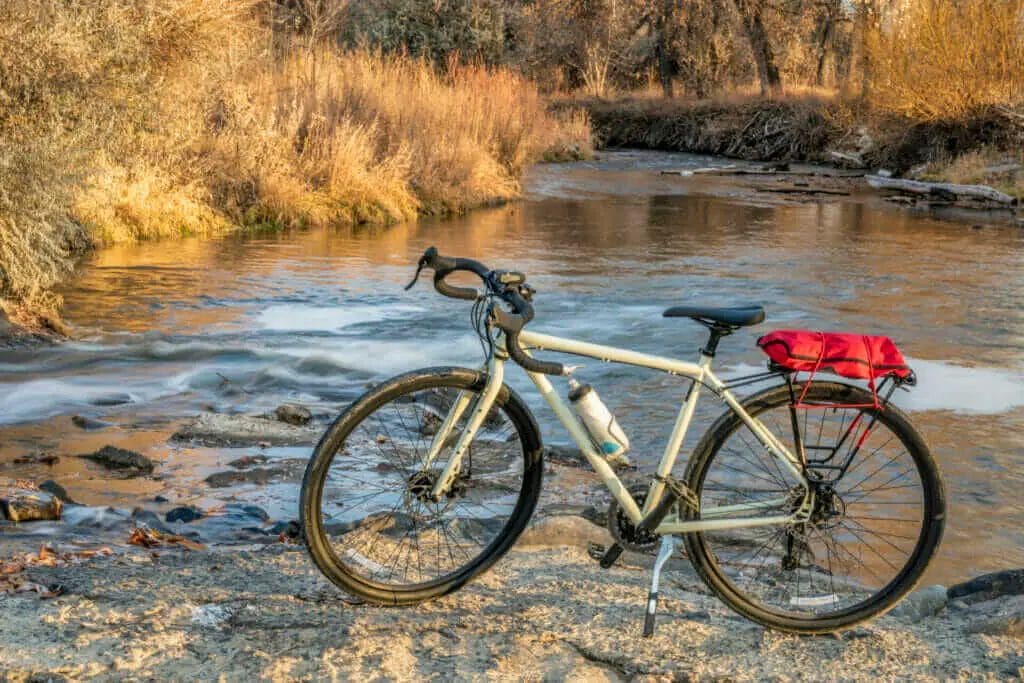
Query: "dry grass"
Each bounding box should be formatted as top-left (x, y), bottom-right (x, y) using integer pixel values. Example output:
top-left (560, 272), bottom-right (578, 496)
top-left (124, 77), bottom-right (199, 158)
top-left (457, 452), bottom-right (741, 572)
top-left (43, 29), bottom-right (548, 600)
top-left (0, 0), bottom-right (591, 329)
top-left (919, 148), bottom-right (1024, 199)
top-left (870, 0), bottom-right (1024, 120)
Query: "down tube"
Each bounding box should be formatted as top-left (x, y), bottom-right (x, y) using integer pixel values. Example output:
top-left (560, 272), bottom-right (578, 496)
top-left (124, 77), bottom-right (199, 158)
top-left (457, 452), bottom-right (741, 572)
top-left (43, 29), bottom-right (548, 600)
top-left (525, 370), bottom-right (644, 524)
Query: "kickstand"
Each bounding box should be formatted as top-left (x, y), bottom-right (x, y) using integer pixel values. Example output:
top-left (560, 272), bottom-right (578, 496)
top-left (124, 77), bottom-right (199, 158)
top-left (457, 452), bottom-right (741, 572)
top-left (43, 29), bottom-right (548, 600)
top-left (643, 534), bottom-right (675, 637)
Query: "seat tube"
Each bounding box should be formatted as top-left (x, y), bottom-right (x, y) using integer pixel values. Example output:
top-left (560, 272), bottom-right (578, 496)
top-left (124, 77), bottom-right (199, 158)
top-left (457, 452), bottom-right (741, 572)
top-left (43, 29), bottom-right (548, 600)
top-left (644, 352), bottom-right (712, 515)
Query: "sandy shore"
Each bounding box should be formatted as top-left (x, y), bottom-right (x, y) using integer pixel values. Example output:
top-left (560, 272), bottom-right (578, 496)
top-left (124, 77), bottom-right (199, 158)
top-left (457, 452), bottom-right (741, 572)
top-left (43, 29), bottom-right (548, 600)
top-left (2, 526), bottom-right (1022, 682)
top-left (1, 414), bottom-right (1023, 681)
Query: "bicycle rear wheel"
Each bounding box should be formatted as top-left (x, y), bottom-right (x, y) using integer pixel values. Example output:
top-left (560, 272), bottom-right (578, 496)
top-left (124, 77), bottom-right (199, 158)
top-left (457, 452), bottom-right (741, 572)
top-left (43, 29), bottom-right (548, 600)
top-left (300, 367), bottom-right (543, 605)
top-left (683, 381), bottom-right (945, 633)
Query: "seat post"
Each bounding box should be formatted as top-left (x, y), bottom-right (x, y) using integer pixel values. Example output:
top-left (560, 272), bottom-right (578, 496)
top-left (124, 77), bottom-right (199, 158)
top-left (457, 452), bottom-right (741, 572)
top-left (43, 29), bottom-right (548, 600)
top-left (701, 325), bottom-right (732, 359)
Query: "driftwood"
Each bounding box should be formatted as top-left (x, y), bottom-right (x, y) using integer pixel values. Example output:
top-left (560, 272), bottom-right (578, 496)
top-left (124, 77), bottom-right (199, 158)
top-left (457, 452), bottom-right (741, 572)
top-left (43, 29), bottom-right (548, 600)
top-left (867, 175), bottom-right (1018, 206)
top-left (757, 187), bottom-right (850, 196)
top-left (829, 150), bottom-right (866, 167)
top-left (661, 167), bottom-right (864, 178)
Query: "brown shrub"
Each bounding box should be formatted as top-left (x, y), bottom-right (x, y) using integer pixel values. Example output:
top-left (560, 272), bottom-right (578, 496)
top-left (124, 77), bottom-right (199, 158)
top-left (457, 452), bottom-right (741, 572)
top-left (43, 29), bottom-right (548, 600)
top-left (870, 0), bottom-right (1024, 120)
top-left (0, 0), bottom-right (591, 324)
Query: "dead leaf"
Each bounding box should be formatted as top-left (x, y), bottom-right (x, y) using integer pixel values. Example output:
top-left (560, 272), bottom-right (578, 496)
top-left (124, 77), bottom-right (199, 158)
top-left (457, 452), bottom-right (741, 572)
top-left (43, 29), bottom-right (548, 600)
top-left (128, 527), bottom-right (206, 552)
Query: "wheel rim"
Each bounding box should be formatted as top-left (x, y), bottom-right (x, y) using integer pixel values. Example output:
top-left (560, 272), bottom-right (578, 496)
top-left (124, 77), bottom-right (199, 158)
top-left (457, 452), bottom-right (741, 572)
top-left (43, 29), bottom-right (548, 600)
top-left (693, 391), bottom-right (932, 621)
top-left (313, 379), bottom-right (530, 592)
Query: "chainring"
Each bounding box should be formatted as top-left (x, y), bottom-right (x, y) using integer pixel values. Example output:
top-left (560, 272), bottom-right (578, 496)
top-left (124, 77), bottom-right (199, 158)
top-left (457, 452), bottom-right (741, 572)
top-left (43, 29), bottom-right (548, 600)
top-left (606, 482), bottom-right (661, 553)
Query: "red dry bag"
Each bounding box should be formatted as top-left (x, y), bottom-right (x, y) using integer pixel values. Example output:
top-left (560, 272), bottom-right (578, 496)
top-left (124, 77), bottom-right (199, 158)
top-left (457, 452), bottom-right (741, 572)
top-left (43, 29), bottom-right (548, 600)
top-left (756, 330), bottom-right (912, 381)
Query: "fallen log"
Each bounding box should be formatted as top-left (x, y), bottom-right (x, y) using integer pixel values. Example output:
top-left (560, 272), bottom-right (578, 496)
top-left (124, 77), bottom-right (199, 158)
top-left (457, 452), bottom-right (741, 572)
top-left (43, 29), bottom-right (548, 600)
top-left (867, 176), bottom-right (1018, 206)
top-left (661, 167), bottom-right (863, 178)
top-left (757, 187), bottom-right (850, 196)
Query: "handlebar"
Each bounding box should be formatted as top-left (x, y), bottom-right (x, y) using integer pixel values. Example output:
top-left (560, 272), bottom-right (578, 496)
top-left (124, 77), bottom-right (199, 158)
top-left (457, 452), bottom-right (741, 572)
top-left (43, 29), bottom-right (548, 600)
top-left (408, 246), bottom-right (565, 376)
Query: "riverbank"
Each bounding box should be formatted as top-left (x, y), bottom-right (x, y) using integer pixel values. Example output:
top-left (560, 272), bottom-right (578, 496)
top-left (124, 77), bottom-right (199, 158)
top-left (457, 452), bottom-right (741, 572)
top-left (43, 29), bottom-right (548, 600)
top-left (2, 530), bottom-right (1023, 680)
top-left (0, 0), bottom-right (592, 332)
top-left (576, 95), bottom-right (1024, 199)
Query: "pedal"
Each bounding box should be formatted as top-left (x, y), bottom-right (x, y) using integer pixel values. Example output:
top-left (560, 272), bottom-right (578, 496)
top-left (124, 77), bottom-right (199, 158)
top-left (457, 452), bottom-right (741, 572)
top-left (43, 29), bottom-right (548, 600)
top-left (643, 535), bottom-right (676, 637)
top-left (599, 542), bottom-right (624, 569)
top-left (586, 542), bottom-right (605, 561)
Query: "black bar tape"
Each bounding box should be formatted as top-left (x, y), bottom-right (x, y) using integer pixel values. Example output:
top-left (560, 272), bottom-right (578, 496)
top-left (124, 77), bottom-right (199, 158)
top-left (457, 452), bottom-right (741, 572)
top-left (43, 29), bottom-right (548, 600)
top-left (505, 330), bottom-right (565, 376)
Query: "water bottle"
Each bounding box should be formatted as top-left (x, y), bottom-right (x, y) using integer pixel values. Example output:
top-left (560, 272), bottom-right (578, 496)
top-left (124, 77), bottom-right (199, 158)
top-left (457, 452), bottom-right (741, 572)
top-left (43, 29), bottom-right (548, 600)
top-left (567, 377), bottom-right (630, 459)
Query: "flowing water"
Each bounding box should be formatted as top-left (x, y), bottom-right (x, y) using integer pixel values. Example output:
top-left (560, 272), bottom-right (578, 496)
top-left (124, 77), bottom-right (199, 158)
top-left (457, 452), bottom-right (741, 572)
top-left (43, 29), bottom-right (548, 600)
top-left (1, 151), bottom-right (1021, 584)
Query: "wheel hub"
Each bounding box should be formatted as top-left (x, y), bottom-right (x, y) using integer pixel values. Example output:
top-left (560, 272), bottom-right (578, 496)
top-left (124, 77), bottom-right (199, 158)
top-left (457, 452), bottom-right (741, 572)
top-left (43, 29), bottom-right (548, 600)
top-left (406, 470), bottom-right (466, 503)
top-left (406, 471), bottom-right (436, 502)
top-left (782, 481), bottom-right (846, 570)
top-left (810, 482), bottom-right (845, 529)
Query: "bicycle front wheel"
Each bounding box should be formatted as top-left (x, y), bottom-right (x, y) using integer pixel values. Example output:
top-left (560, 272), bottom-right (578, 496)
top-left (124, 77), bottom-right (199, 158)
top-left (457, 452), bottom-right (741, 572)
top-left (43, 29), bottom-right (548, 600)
top-left (683, 381), bottom-right (945, 633)
top-left (300, 367), bottom-right (543, 605)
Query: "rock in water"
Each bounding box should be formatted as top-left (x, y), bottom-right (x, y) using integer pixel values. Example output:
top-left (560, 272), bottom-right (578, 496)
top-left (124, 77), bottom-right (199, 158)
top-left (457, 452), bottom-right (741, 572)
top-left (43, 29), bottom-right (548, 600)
top-left (71, 415), bottom-right (112, 431)
top-left (167, 505), bottom-right (205, 524)
top-left (0, 486), bottom-right (63, 522)
top-left (227, 455), bottom-right (269, 469)
top-left (79, 445), bottom-right (155, 473)
top-left (949, 569), bottom-right (1024, 604)
top-left (39, 480), bottom-right (77, 504)
top-left (275, 404), bottom-right (312, 426)
top-left (204, 460), bottom-right (305, 488)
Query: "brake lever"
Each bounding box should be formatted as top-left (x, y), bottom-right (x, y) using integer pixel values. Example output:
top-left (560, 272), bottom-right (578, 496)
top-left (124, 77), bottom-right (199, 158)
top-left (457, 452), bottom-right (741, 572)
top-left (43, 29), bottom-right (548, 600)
top-left (404, 261), bottom-right (425, 290)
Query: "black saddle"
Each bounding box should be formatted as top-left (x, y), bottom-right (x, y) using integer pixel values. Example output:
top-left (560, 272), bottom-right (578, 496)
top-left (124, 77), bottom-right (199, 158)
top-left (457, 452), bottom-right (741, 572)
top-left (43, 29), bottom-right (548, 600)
top-left (663, 305), bottom-right (765, 328)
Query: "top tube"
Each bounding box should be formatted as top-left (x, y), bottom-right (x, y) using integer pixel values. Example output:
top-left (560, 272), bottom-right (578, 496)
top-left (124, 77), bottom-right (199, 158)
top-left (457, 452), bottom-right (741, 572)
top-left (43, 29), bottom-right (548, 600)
top-left (518, 329), bottom-right (709, 381)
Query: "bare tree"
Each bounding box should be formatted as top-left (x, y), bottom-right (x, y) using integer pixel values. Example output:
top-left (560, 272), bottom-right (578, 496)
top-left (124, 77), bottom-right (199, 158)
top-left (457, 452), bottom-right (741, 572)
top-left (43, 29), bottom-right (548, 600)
top-left (675, 0), bottom-right (733, 98)
top-left (290, 0), bottom-right (349, 52)
top-left (812, 0), bottom-right (842, 87)
top-left (732, 0), bottom-right (783, 97)
top-left (652, 0), bottom-right (683, 97)
top-left (845, 0), bottom-right (879, 99)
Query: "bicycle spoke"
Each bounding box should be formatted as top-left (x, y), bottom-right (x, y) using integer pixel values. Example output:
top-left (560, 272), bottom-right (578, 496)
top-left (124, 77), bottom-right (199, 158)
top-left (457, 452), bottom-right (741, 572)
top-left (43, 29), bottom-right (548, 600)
top-left (693, 386), bottom-right (936, 623)
top-left (313, 379), bottom-right (529, 592)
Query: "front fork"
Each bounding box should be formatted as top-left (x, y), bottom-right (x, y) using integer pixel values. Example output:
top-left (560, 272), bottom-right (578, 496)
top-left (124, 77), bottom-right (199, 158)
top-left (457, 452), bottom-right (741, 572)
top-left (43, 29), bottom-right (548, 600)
top-left (425, 356), bottom-right (505, 501)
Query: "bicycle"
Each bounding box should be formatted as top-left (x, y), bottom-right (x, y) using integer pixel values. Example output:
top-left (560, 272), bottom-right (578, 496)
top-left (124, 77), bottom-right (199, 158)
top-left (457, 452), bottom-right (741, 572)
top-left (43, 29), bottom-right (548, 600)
top-left (300, 247), bottom-right (946, 634)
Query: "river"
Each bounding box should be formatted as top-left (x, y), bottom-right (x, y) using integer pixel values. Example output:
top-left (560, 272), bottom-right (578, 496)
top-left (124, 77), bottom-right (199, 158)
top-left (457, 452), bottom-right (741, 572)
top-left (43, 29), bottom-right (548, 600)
top-left (0, 150), bottom-right (1021, 584)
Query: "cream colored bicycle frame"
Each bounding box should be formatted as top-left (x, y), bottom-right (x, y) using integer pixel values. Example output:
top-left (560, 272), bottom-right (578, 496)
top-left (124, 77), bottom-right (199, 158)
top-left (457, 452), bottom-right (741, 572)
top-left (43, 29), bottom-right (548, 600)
top-left (427, 328), bottom-right (813, 535)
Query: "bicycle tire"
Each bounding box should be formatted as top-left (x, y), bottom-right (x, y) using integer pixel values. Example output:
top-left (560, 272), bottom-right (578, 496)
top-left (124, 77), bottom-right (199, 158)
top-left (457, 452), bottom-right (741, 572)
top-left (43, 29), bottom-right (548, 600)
top-left (683, 381), bottom-right (945, 634)
top-left (300, 366), bottom-right (543, 605)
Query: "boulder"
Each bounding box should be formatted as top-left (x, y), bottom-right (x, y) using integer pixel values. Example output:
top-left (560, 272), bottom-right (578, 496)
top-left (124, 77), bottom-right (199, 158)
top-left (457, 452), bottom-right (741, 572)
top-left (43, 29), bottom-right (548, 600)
top-left (891, 585), bottom-right (948, 622)
top-left (38, 480), bottom-right (76, 505)
top-left (964, 594), bottom-right (1024, 637)
top-left (274, 404), bottom-right (312, 426)
top-left (172, 413), bottom-right (320, 447)
top-left (949, 569), bottom-right (1024, 605)
top-left (0, 486), bottom-right (63, 522)
top-left (516, 515), bottom-right (612, 548)
top-left (79, 445), bottom-right (154, 474)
